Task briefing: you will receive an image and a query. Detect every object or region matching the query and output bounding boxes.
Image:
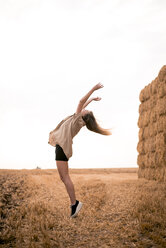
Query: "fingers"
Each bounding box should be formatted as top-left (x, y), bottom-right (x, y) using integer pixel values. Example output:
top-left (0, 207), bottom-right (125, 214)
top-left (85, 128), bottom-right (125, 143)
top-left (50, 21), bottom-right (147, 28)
top-left (98, 83), bottom-right (104, 88)
top-left (94, 97), bottom-right (102, 101)
top-left (93, 82), bottom-right (104, 91)
top-left (95, 83), bottom-right (104, 90)
top-left (97, 97), bottom-right (101, 100)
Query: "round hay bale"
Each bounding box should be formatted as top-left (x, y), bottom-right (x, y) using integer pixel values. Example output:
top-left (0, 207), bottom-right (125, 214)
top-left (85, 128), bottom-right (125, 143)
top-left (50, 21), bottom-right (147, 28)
top-left (156, 132), bottom-right (166, 148)
top-left (150, 107), bottom-right (158, 123)
top-left (157, 95), bottom-right (166, 115)
top-left (138, 167), bottom-right (144, 178)
top-left (139, 89), bottom-right (145, 102)
top-left (139, 102), bottom-right (146, 114)
top-left (158, 65), bottom-right (166, 81)
top-left (150, 93), bottom-right (157, 108)
top-left (137, 154), bottom-right (146, 168)
top-left (137, 140), bottom-right (145, 154)
top-left (139, 84), bottom-right (151, 102)
top-left (138, 128), bottom-right (144, 141)
top-left (155, 168), bottom-right (166, 181)
top-left (144, 137), bottom-right (156, 153)
top-left (142, 122), bottom-right (157, 139)
top-left (149, 138), bottom-right (156, 153)
top-left (149, 122), bottom-right (157, 137)
top-left (138, 167), bottom-right (166, 181)
top-left (155, 148), bottom-right (166, 166)
top-left (157, 115), bottom-right (166, 133)
top-left (139, 95), bottom-right (156, 114)
top-left (144, 84), bottom-right (151, 100)
top-left (139, 168), bottom-right (155, 180)
top-left (158, 81), bottom-right (166, 98)
top-left (150, 78), bottom-right (158, 95)
top-left (148, 152), bottom-right (156, 168)
top-left (138, 111), bottom-right (150, 128)
top-left (143, 126), bottom-right (149, 139)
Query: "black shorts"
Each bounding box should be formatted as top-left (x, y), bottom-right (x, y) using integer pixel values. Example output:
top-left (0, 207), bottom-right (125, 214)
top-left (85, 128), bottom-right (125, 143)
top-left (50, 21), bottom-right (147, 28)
top-left (55, 144), bottom-right (68, 161)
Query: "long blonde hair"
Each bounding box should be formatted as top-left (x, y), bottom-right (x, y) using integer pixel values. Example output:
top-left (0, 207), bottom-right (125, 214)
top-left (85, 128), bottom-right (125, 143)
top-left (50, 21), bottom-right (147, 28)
top-left (82, 111), bottom-right (112, 135)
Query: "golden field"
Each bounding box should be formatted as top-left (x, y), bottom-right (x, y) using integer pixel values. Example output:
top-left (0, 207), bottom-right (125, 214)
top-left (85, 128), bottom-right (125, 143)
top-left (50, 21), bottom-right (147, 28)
top-left (0, 168), bottom-right (166, 248)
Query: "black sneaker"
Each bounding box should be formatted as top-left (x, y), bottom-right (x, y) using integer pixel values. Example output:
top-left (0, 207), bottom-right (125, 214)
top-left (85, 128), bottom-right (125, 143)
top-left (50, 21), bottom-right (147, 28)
top-left (70, 200), bottom-right (83, 218)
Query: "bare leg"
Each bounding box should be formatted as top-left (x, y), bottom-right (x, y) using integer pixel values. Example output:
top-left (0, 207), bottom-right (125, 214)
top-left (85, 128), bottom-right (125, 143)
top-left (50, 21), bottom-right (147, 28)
top-left (56, 161), bottom-right (76, 205)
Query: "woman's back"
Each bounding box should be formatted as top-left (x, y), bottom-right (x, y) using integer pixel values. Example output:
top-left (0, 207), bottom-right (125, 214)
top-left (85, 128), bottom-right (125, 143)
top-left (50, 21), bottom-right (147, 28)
top-left (48, 112), bottom-right (85, 159)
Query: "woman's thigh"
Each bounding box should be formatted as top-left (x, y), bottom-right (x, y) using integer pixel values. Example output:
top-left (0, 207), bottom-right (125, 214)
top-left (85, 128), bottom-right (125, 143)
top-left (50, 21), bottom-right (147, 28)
top-left (56, 161), bottom-right (69, 181)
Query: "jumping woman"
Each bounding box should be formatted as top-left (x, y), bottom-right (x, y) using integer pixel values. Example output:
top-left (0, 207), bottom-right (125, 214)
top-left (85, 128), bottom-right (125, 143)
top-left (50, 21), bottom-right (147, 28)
top-left (48, 83), bottom-right (111, 218)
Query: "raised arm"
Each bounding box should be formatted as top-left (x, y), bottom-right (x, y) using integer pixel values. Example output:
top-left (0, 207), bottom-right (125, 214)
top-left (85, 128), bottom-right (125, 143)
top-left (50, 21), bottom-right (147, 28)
top-left (82, 97), bottom-right (101, 109)
top-left (75, 83), bottom-right (103, 114)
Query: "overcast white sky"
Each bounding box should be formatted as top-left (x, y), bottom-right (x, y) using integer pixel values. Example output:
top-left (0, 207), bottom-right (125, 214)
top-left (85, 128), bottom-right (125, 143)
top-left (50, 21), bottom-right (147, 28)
top-left (0, 0), bottom-right (165, 169)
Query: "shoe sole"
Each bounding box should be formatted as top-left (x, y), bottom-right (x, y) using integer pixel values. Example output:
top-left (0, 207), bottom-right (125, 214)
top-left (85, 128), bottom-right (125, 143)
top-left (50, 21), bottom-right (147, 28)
top-left (71, 202), bottom-right (83, 218)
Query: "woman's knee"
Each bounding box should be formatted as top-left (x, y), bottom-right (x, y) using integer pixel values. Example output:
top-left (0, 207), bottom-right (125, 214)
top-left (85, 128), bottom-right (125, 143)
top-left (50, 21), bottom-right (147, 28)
top-left (61, 175), bottom-right (70, 184)
top-left (58, 173), bottom-right (68, 182)
top-left (56, 161), bottom-right (69, 182)
top-left (59, 174), bottom-right (64, 182)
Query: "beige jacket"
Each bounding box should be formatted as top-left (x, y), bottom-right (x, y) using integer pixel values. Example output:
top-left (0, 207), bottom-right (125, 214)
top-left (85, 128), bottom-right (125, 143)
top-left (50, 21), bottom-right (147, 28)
top-left (48, 112), bottom-right (86, 159)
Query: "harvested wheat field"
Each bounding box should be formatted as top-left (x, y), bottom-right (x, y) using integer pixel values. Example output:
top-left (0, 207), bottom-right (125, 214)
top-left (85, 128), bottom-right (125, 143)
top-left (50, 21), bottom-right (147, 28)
top-left (0, 168), bottom-right (166, 248)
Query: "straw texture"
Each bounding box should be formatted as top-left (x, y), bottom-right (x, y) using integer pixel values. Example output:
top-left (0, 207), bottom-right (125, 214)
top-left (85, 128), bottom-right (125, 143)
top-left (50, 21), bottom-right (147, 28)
top-left (137, 65), bottom-right (166, 181)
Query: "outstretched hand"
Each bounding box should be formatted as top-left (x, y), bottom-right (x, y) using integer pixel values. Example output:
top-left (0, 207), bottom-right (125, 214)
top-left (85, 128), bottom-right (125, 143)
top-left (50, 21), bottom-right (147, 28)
top-left (93, 97), bottom-right (101, 101)
top-left (93, 83), bottom-right (104, 91)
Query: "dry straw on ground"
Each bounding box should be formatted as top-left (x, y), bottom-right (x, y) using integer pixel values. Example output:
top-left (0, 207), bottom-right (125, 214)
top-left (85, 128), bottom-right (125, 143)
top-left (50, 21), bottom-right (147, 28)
top-left (1, 169), bottom-right (166, 248)
top-left (137, 65), bottom-right (166, 181)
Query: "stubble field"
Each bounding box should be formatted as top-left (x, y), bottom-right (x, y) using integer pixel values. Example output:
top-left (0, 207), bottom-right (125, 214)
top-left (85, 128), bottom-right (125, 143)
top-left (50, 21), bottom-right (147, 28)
top-left (0, 168), bottom-right (166, 248)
